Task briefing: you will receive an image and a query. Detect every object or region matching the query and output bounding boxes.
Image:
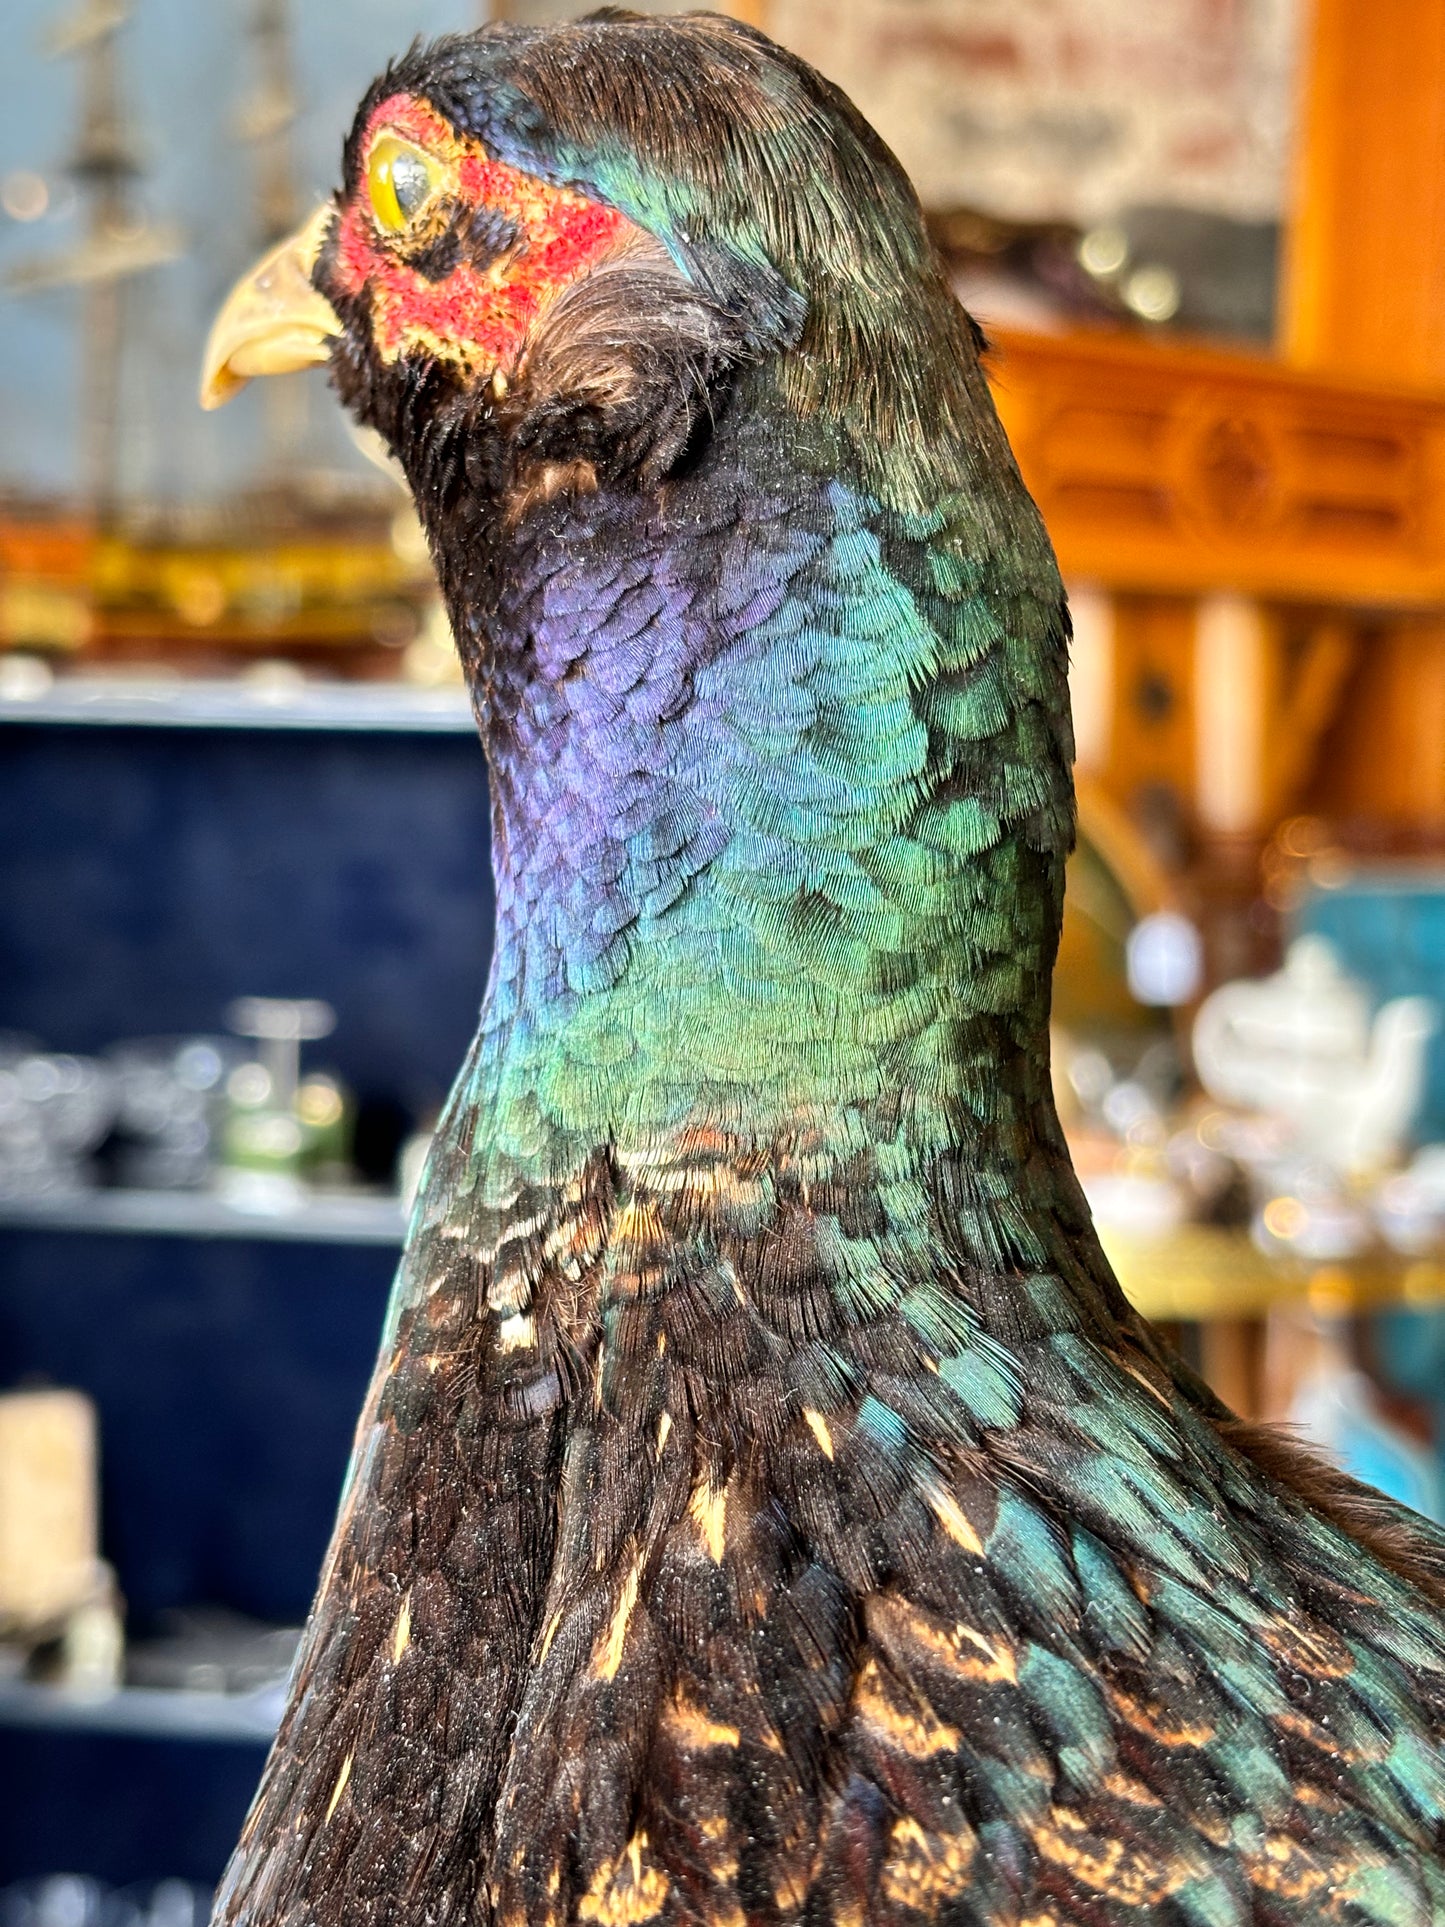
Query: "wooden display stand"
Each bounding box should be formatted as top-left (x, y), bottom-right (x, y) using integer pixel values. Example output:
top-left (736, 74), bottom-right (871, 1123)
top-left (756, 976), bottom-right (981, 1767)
top-left (987, 2), bottom-right (1445, 1394)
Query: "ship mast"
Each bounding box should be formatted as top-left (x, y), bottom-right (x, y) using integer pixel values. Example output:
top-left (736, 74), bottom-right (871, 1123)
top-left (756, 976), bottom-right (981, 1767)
top-left (236, 0), bottom-right (308, 483)
top-left (5, 1), bottom-right (182, 524)
top-left (68, 1), bottom-right (130, 523)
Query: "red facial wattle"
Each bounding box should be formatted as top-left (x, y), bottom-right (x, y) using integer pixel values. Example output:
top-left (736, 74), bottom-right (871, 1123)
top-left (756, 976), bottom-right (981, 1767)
top-left (331, 94), bottom-right (635, 380)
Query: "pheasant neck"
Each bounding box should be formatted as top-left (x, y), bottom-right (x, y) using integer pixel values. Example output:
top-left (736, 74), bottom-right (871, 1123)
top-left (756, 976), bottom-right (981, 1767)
top-left (432, 397), bottom-right (1077, 1266)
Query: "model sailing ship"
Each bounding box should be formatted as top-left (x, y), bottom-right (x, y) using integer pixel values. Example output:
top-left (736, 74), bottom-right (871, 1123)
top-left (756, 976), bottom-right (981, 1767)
top-left (0, 0), bottom-right (436, 673)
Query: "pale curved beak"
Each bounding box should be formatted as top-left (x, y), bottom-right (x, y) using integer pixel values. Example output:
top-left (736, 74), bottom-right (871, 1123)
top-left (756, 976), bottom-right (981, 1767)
top-left (200, 204), bottom-right (342, 410)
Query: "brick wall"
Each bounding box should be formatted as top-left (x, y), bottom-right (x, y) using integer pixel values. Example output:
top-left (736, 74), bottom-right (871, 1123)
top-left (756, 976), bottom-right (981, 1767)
top-left (769, 0), bottom-right (1300, 220)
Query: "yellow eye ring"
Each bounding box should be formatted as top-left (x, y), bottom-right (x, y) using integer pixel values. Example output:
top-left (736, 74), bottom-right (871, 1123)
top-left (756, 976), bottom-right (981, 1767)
top-left (367, 134), bottom-right (440, 233)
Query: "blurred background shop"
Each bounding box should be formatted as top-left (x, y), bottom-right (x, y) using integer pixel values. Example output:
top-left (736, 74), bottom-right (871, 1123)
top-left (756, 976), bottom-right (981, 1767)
top-left (1, 0), bottom-right (1444, 1901)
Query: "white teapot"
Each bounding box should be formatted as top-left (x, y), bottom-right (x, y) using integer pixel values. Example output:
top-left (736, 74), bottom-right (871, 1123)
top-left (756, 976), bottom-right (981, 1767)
top-left (1192, 936), bottom-right (1436, 1177)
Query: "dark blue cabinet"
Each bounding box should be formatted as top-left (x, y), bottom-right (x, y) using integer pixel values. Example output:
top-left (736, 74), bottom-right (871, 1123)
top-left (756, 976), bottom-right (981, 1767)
top-left (0, 681), bottom-right (493, 1883)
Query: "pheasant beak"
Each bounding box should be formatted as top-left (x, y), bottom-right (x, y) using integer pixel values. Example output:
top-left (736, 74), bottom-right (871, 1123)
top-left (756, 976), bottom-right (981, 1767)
top-left (200, 204), bottom-right (342, 410)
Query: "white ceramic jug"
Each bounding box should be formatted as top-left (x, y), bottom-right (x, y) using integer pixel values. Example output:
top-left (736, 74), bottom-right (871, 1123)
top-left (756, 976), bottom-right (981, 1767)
top-left (1192, 935), bottom-right (1436, 1176)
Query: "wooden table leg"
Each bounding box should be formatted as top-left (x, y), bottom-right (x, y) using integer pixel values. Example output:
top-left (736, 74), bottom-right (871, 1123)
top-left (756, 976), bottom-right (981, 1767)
top-left (1200, 1315), bottom-right (1265, 1421)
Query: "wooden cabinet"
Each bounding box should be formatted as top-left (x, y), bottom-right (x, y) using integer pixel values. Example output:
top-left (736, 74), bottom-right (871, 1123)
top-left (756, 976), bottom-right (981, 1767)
top-left (988, 325), bottom-right (1445, 852)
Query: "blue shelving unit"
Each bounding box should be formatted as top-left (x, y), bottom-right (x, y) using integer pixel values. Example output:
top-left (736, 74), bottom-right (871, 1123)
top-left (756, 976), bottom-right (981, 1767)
top-left (0, 678), bottom-right (493, 1884)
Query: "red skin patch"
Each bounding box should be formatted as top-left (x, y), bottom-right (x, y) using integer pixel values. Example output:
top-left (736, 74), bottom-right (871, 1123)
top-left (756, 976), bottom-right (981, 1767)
top-left (332, 94), bottom-right (635, 378)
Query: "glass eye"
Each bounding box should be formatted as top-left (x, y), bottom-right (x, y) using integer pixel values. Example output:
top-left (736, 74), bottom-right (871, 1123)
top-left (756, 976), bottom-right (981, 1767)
top-left (367, 135), bottom-right (439, 233)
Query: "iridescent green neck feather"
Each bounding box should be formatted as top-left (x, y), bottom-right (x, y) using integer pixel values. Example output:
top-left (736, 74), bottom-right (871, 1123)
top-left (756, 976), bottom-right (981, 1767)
top-left (439, 362), bottom-right (1074, 1275)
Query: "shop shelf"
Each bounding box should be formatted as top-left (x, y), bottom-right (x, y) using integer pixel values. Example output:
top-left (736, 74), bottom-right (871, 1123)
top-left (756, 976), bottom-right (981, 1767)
top-left (0, 1188), bottom-right (406, 1246)
top-left (0, 674), bottom-right (475, 735)
top-left (0, 1680), bottom-right (278, 1745)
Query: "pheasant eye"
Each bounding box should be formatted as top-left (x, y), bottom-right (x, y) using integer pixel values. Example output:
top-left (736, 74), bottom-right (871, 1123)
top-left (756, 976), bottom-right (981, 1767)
top-left (367, 134), bottom-right (440, 233)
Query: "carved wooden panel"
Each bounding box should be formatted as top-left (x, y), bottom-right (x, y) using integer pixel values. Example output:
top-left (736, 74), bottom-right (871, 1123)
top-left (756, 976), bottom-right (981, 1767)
top-left (989, 326), bottom-right (1445, 608)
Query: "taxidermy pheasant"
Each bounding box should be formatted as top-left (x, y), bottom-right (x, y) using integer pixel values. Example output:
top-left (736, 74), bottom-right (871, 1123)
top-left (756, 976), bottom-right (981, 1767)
top-left (202, 13), bottom-right (1445, 1924)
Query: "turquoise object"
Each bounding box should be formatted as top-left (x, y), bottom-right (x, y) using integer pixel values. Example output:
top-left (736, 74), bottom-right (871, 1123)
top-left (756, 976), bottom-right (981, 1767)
top-left (1298, 875), bottom-right (1445, 1140)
